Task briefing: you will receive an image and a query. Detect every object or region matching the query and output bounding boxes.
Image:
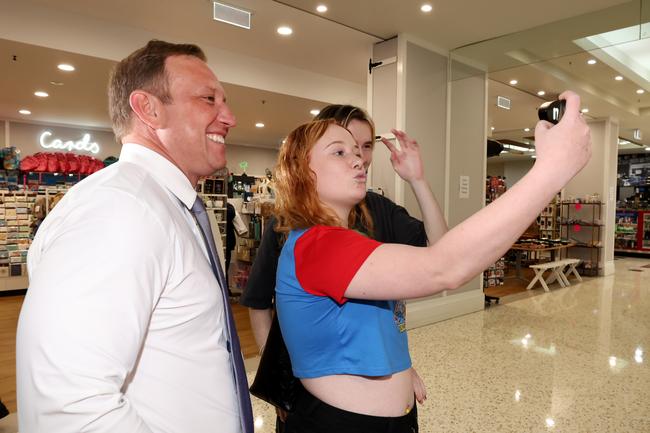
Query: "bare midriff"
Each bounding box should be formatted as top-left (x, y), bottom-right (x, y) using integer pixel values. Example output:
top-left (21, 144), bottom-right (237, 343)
top-left (301, 368), bottom-right (414, 417)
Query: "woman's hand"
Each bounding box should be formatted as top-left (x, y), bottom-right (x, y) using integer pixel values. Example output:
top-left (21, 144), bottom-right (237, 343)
top-left (411, 367), bottom-right (427, 404)
top-left (381, 129), bottom-right (424, 183)
top-left (533, 91), bottom-right (591, 189)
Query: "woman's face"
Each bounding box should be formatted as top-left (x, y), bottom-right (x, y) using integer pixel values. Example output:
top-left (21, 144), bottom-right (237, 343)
top-left (309, 124), bottom-right (366, 217)
top-left (346, 119), bottom-right (374, 171)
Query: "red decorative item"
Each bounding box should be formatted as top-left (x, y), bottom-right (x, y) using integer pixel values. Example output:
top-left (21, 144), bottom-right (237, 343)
top-left (46, 153), bottom-right (59, 173)
top-left (56, 153), bottom-right (68, 173)
top-left (573, 224), bottom-right (582, 232)
top-left (66, 153), bottom-right (80, 173)
top-left (19, 155), bottom-right (39, 171)
top-left (35, 153), bottom-right (48, 172)
top-left (78, 155), bottom-right (90, 174)
top-left (574, 203), bottom-right (582, 211)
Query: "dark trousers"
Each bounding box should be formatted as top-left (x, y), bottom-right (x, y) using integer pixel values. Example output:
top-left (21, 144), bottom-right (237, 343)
top-left (284, 388), bottom-right (418, 433)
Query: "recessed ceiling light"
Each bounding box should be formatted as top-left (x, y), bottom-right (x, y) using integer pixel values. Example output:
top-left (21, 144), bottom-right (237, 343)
top-left (18, 109), bottom-right (31, 115)
top-left (581, 108), bottom-right (589, 113)
top-left (615, 75), bottom-right (623, 81)
top-left (524, 128), bottom-right (530, 132)
top-left (34, 91), bottom-right (49, 97)
top-left (637, 89), bottom-right (645, 94)
top-left (316, 4), bottom-right (327, 13)
top-left (255, 122), bottom-right (265, 128)
top-left (537, 90), bottom-right (546, 96)
top-left (310, 109), bottom-right (320, 116)
top-left (587, 59), bottom-right (597, 65)
top-left (277, 26), bottom-right (293, 36)
top-left (57, 63), bottom-right (75, 72)
top-left (509, 79), bottom-right (518, 85)
top-left (420, 4), bottom-right (433, 12)
top-left (49, 81), bottom-right (64, 86)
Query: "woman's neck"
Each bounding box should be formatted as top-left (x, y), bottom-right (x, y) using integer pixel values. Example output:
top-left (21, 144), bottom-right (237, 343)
top-left (328, 203), bottom-right (351, 229)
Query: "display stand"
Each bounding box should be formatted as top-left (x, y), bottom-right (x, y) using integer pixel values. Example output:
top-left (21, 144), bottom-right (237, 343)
top-left (196, 176), bottom-right (228, 259)
top-left (559, 201), bottom-right (603, 276)
top-left (615, 209), bottom-right (650, 254)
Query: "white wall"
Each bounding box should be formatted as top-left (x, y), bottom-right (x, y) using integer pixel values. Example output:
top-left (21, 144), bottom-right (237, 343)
top-left (486, 161), bottom-right (504, 177)
top-left (502, 159), bottom-right (534, 188)
top-left (7, 121), bottom-right (119, 159)
top-left (3, 118), bottom-right (279, 177)
top-left (226, 145), bottom-right (278, 177)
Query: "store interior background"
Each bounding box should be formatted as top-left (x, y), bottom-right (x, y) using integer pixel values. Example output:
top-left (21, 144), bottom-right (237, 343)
top-left (0, 0), bottom-right (649, 424)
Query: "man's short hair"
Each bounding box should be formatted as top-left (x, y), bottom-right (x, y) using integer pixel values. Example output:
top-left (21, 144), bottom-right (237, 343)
top-left (108, 40), bottom-right (206, 141)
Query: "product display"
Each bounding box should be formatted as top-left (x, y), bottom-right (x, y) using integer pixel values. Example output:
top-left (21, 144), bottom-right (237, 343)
top-left (19, 152), bottom-right (104, 175)
top-left (0, 190), bottom-right (36, 278)
top-left (560, 201), bottom-right (603, 275)
top-left (615, 209), bottom-right (650, 253)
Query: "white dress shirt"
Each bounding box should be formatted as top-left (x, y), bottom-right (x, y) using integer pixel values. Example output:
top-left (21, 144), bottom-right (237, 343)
top-left (17, 143), bottom-right (240, 433)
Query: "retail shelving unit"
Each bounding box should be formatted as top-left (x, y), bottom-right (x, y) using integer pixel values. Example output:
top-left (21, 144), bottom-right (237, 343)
top-left (538, 199), bottom-right (561, 239)
top-left (615, 209), bottom-right (650, 254)
top-left (0, 190), bottom-right (36, 291)
top-left (559, 201), bottom-right (603, 276)
top-left (196, 176), bottom-right (228, 258)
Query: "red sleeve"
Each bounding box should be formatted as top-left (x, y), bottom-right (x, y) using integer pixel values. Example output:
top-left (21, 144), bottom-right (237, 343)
top-left (294, 226), bottom-right (381, 304)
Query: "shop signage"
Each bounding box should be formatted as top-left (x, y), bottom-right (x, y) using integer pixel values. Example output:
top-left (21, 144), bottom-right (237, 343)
top-left (39, 131), bottom-right (100, 154)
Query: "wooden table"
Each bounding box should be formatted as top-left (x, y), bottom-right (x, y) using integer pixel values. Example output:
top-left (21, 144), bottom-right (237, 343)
top-left (509, 241), bottom-right (576, 280)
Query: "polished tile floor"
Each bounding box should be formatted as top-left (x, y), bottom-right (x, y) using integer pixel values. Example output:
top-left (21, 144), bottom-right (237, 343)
top-left (247, 257), bottom-right (650, 433)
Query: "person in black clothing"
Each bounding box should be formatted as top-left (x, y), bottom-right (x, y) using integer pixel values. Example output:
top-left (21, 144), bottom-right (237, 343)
top-left (240, 105), bottom-right (448, 431)
top-left (225, 202), bottom-right (237, 296)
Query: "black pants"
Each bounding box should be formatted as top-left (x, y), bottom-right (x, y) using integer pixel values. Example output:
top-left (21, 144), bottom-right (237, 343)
top-left (284, 388), bottom-right (418, 433)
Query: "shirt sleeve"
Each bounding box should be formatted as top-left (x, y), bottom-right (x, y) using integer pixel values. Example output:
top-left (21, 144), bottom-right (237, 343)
top-left (294, 226), bottom-right (381, 304)
top-left (240, 216), bottom-right (281, 309)
top-left (17, 188), bottom-right (166, 433)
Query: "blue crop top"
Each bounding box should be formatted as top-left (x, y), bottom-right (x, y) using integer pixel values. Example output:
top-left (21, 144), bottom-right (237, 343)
top-left (275, 226), bottom-right (411, 379)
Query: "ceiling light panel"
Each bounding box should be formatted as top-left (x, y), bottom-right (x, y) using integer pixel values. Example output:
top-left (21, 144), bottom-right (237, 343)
top-left (213, 2), bottom-right (251, 30)
top-left (34, 91), bottom-right (49, 97)
top-left (57, 64), bottom-right (75, 72)
top-left (316, 4), bottom-right (327, 13)
top-left (420, 4), bottom-right (433, 13)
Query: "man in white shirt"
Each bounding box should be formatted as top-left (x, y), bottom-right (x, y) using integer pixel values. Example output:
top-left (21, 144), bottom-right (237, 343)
top-left (17, 40), bottom-right (252, 433)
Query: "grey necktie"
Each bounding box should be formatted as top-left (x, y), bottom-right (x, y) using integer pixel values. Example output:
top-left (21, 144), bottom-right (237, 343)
top-left (190, 197), bottom-right (254, 433)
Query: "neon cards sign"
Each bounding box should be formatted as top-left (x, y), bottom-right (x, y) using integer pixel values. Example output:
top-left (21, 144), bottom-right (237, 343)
top-left (39, 131), bottom-right (100, 154)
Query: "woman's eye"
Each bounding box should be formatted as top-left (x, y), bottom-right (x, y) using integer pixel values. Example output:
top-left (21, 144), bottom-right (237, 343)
top-left (334, 150), bottom-right (345, 156)
top-left (204, 96), bottom-right (215, 103)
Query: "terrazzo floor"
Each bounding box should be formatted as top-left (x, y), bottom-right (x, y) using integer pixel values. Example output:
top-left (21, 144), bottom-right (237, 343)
top-left (247, 257), bottom-right (650, 433)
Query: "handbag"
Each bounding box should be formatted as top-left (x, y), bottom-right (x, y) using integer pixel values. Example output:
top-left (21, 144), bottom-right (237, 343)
top-left (249, 312), bottom-right (303, 412)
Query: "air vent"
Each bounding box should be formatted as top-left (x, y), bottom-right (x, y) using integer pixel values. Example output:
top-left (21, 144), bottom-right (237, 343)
top-left (497, 96), bottom-right (511, 110)
top-left (213, 2), bottom-right (251, 29)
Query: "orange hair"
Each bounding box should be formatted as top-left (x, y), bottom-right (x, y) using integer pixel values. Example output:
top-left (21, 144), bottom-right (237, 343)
top-left (274, 119), bottom-right (373, 235)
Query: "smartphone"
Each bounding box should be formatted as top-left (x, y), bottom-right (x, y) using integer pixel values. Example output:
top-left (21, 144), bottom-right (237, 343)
top-left (537, 100), bottom-right (566, 125)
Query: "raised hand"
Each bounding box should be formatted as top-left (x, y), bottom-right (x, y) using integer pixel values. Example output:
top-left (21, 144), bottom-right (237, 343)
top-left (533, 90), bottom-right (592, 189)
top-left (381, 129), bottom-right (425, 183)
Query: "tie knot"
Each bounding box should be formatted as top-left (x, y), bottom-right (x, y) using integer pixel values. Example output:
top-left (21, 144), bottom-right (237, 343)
top-left (191, 196), bottom-right (206, 216)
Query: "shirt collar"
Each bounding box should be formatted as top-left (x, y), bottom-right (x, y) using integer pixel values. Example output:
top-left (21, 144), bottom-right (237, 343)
top-left (119, 143), bottom-right (197, 210)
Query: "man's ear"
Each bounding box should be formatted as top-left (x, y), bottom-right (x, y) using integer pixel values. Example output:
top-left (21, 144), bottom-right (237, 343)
top-left (129, 90), bottom-right (165, 129)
